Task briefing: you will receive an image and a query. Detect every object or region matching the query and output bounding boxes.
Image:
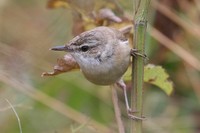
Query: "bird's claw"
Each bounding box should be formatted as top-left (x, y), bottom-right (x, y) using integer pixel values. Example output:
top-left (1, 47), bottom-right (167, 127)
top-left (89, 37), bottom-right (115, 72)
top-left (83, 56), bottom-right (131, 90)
top-left (127, 108), bottom-right (138, 113)
top-left (127, 109), bottom-right (146, 120)
top-left (128, 113), bottom-right (146, 120)
top-left (130, 49), bottom-right (148, 60)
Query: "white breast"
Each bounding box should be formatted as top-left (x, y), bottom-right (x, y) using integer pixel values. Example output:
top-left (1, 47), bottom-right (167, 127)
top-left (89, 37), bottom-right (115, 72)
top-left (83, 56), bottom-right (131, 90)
top-left (75, 40), bottom-right (131, 85)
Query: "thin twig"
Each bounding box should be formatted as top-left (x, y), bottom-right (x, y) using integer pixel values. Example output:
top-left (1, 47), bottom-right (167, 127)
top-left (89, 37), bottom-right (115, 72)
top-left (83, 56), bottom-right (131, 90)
top-left (111, 85), bottom-right (125, 133)
top-left (5, 99), bottom-right (22, 133)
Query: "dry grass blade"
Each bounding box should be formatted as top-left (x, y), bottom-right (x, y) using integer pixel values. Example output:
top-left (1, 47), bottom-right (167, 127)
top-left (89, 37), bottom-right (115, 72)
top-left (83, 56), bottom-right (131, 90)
top-left (150, 27), bottom-right (200, 71)
top-left (152, 1), bottom-right (200, 40)
top-left (5, 99), bottom-right (22, 133)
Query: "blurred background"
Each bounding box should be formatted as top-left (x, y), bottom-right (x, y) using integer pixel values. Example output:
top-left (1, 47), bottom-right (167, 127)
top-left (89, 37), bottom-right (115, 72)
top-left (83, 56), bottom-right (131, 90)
top-left (0, 0), bottom-right (200, 133)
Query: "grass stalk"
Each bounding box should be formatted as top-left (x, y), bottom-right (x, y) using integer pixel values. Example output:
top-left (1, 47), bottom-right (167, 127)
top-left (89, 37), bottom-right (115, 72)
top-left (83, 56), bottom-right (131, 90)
top-left (130, 0), bottom-right (150, 132)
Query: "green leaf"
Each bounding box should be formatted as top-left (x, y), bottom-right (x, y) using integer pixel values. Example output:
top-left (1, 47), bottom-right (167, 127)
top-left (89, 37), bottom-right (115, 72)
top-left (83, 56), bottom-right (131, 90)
top-left (124, 64), bottom-right (173, 95)
top-left (144, 64), bottom-right (173, 95)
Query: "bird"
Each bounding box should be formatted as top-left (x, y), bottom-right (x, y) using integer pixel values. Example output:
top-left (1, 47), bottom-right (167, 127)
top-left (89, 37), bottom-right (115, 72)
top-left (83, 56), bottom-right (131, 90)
top-left (50, 26), bottom-right (143, 120)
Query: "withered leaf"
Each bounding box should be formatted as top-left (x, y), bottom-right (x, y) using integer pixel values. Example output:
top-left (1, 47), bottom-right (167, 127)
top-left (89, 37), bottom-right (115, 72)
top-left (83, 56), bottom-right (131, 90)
top-left (96, 8), bottom-right (122, 24)
top-left (42, 54), bottom-right (79, 77)
top-left (47, 0), bottom-right (70, 9)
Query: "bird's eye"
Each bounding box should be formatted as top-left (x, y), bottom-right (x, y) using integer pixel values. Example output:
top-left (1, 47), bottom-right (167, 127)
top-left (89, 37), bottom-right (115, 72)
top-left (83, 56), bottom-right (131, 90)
top-left (81, 45), bottom-right (89, 52)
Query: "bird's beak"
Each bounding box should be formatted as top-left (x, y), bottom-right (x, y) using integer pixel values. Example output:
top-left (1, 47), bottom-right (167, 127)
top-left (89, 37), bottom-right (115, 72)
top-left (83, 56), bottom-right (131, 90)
top-left (50, 45), bottom-right (71, 52)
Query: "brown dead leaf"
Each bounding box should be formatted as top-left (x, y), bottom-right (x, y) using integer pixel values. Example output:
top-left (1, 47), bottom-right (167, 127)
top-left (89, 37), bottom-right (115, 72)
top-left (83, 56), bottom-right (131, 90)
top-left (42, 54), bottom-right (79, 77)
top-left (94, 8), bottom-right (122, 25)
top-left (98, 8), bottom-right (122, 22)
top-left (47, 0), bottom-right (70, 9)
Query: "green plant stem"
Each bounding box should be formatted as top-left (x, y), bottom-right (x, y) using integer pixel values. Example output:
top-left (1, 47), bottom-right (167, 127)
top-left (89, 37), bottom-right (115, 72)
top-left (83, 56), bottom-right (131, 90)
top-left (131, 0), bottom-right (150, 133)
top-left (131, 20), bottom-right (147, 133)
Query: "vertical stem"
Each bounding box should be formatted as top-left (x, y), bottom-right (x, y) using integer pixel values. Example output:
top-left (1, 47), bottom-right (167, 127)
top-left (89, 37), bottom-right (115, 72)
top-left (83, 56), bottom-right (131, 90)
top-left (131, 21), bottom-right (146, 133)
top-left (111, 85), bottom-right (125, 133)
top-left (131, 0), bottom-right (150, 132)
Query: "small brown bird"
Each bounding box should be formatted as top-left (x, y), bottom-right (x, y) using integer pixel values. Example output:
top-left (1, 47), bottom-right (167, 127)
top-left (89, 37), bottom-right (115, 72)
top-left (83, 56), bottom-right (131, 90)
top-left (50, 26), bottom-right (143, 120)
